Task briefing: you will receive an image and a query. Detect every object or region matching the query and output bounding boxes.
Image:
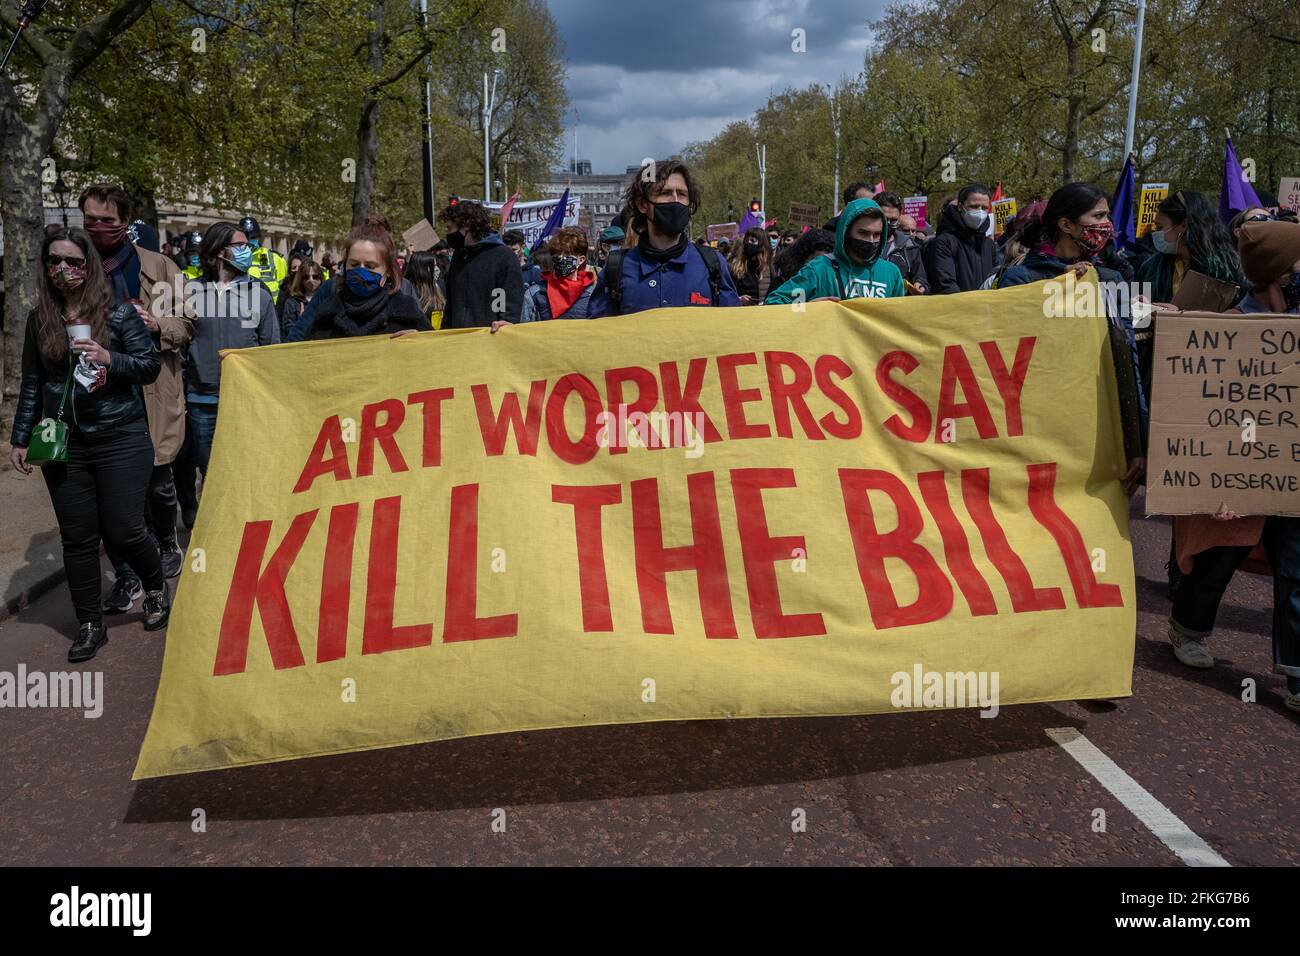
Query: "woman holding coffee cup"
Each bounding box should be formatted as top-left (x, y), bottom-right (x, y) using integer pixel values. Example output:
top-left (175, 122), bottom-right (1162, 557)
top-left (8, 226), bottom-right (171, 662)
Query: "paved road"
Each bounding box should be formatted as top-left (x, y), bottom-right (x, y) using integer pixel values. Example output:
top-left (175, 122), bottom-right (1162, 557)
top-left (1, 497), bottom-right (1295, 866)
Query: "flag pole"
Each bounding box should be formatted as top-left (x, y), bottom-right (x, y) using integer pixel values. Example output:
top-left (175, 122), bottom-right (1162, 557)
top-left (1121, 0), bottom-right (1147, 163)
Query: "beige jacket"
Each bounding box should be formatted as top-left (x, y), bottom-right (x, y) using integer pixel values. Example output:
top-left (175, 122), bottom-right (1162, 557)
top-left (136, 245), bottom-right (195, 464)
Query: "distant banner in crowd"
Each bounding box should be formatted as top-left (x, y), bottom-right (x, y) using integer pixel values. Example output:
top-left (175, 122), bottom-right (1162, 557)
top-left (134, 274), bottom-right (1136, 778)
top-left (904, 195), bottom-right (928, 231)
top-left (1138, 183), bottom-right (1169, 236)
top-left (1279, 177), bottom-right (1300, 215)
top-left (706, 222), bottom-right (739, 242)
top-left (787, 202), bottom-right (820, 230)
top-left (486, 196), bottom-right (580, 245)
top-left (1146, 311), bottom-right (1300, 516)
top-left (992, 198), bottom-right (1018, 236)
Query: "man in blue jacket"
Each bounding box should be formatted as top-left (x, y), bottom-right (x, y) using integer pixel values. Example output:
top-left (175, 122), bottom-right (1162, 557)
top-left (588, 159), bottom-right (740, 317)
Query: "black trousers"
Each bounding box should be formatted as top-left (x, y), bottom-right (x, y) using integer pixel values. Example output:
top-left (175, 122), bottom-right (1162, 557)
top-left (173, 415), bottom-right (199, 513)
top-left (106, 463), bottom-right (178, 580)
top-left (41, 421), bottom-right (164, 627)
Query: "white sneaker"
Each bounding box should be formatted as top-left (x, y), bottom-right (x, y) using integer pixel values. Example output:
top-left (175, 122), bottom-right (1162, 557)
top-left (1169, 627), bottom-right (1214, 669)
top-left (1284, 692), bottom-right (1300, 715)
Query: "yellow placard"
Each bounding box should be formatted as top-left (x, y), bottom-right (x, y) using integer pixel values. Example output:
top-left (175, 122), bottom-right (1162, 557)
top-left (135, 274), bottom-right (1135, 778)
top-left (992, 198), bottom-right (1018, 236)
top-left (1138, 183), bottom-right (1170, 236)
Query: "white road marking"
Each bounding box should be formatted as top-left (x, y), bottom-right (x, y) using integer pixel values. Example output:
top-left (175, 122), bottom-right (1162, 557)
top-left (1046, 727), bottom-right (1230, 867)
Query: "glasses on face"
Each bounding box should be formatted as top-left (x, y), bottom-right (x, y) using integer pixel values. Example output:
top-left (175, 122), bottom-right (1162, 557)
top-left (46, 254), bottom-right (87, 268)
top-left (1245, 213), bottom-right (1274, 224)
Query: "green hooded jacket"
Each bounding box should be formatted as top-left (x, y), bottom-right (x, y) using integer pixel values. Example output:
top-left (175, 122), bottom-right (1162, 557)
top-left (766, 198), bottom-right (906, 304)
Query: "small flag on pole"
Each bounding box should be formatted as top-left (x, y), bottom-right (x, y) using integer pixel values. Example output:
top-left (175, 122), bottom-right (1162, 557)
top-left (1111, 156), bottom-right (1136, 252)
top-left (536, 188), bottom-right (570, 244)
top-left (1219, 133), bottom-right (1263, 227)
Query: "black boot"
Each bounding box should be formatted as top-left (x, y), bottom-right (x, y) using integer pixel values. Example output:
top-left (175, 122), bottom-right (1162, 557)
top-left (69, 622), bottom-right (108, 663)
top-left (143, 586), bottom-right (171, 631)
top-left (160, 531), bottom-right (184, 579)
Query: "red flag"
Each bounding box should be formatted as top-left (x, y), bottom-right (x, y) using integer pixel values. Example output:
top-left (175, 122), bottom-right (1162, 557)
top-left (873, 180), bottom-right (885, 195)
top-left (991, 182), bottom-right (1004, 202)
top-left (498, 190), bottom-right (521, 229)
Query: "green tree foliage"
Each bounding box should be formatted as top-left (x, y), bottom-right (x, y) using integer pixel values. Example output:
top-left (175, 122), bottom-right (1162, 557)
top-left (685, 0), bottom-right (1300, 232)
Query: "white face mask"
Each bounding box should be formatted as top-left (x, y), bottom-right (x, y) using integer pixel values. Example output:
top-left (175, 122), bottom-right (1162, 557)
top-left (962, 208), bottom-right (988, 230)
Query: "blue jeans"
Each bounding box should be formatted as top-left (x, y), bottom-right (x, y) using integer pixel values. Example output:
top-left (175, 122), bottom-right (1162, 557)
top-left (188, 402), bottom-right (219, 476)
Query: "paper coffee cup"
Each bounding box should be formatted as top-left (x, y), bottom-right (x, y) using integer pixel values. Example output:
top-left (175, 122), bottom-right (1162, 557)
top-left (66, 323), bottom-right (92, 342)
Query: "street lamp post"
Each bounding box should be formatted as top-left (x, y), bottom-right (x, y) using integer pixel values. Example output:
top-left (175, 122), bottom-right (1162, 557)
top-left (482, 69), bottom-right (501, 202)
top-left (419, 0), bottom-right (435, 223)
top-left (756, 143), bottom-right (767, 221)
top-left (829, 90), bottom-right (841, 215)
top-left (1122, 0), bottom-right (1147, 163)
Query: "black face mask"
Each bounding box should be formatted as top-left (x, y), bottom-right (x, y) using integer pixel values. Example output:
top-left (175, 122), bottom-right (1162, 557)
top-left (846, 237), bottom-right (880, 262)
top-left (743, 242), bottom-right (761, 257)
top-left (447, 231), bottom-right (466, 250)
top-left (648, 201), bottom-right (690, 237)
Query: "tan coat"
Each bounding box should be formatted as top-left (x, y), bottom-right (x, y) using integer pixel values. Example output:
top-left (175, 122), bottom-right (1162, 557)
top-left (135, 245), bottom-right (195, 465)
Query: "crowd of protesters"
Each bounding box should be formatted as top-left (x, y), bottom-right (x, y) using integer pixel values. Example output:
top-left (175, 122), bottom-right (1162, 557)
top-left (6, 164), bottom-right (1300, 714)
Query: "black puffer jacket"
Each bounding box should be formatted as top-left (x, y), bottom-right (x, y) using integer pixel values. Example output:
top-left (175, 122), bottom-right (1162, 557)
top-left (11, 303), bottom-right (160, 448)
top-left (923, 203), bottom-right (996, 293)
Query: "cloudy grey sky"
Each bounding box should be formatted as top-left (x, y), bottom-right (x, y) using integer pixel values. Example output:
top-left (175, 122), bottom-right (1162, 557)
top-left (546, 0), bottom-right (888, 174)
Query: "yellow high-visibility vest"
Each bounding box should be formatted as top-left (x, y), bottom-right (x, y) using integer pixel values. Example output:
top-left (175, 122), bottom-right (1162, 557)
top-left (249, 246), bottom-right (288, 303)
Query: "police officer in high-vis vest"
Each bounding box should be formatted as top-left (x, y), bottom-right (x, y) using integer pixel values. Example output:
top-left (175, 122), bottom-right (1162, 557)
top-left (182, 230), bottom-right (203, 280)
top-left (240, 215), bottom-right (288, 304)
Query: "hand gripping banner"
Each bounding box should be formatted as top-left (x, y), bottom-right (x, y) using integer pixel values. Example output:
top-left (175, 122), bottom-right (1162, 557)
top-left (134, 272), bottom-right (1134, 777)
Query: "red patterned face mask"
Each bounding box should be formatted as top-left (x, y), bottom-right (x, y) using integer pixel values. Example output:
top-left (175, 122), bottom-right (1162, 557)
top-left (1077, 220), bottom-right (1114, 255)
top-left (48, 262), bottom-right (86, 291)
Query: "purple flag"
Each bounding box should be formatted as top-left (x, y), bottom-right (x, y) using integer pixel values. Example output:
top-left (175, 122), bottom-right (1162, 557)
top-left (536, 188), bottom-right (570, 245)
top-left (1220, 136), bottom-right (1263, 226)
top-left (737, 209), bottom-right (764, 234)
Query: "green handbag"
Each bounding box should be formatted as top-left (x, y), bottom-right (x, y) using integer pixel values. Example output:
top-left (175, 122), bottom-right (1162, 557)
top-left (26, 360), bottom-right (73, 467)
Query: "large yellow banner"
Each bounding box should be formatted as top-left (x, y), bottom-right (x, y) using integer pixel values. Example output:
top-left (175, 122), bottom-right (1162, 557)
top-left (135, 273), bottom-right (1135, 778)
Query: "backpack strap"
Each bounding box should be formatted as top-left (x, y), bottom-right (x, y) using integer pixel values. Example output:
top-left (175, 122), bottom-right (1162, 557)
top-left (604, 247), bottom-right (627, 315)
top-left (830, 259), bottom-right (847, 299)
top-left (697, 244), bottom-right (723, 305)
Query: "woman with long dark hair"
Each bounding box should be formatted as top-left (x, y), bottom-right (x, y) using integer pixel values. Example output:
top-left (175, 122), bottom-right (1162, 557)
top-left (278, 258), bottom-right (325, 338)
top-left (403, 251), bottom-right (447, 329)
top-left (1139, 190), bottom-right (1243, 304)
top-left (9, 226), bottom-right (169, 662)
top-left (997, 182), bottom-right (1146, 497)
top-left (728, 227), bottom-right (773, 305)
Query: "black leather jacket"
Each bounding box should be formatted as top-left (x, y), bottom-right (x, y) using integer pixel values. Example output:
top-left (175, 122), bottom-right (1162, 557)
top-left (10, 303), bottom-right (161, 448)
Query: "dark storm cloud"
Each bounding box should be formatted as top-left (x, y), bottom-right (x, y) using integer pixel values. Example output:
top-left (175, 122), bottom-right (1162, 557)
top-left (544, 0), bottom-right (888, 172)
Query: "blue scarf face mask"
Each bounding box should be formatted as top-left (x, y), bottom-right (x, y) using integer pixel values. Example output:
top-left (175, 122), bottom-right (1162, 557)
top-left (345, 266), bottom-right (384, 297)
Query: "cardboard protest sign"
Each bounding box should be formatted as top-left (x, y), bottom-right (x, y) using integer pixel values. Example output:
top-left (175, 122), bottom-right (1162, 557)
top-left (134, 274), bottom-right (1136, 778)
top-left (401, 219), bottom-right (439, 253)
top-left (1146, 311), bottom-right (1300, 516)
top-left (706, 222), bottom-right (739, 242)
top-left (904, 196), bottom-right (928, 231)
top-left (788, 202), bottom-right (820, 229)
top-left (1169, 271), bottom-right (1241, 313)
top-left (992, 198), bottom-right (1018, 236)
top-left (1278, 177), bottom-right (1300, 215)
top-left (1138, 183), bottom-right (1169, 236)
